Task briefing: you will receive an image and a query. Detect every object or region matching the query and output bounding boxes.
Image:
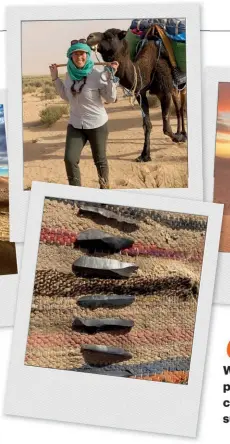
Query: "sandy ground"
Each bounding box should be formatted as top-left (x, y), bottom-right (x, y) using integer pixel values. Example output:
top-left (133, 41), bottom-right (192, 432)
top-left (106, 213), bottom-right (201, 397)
top-left (23, 89), bottom-right (188, 190)
top-left (0, 177), bottom-right (9, 241)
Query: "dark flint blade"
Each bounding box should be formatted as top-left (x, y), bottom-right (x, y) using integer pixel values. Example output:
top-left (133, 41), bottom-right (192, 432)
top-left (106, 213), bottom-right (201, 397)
top-left (77, 202), bottom-right (137, 224)
top-left (77, 294), bottom-right (135, 308)
top-left (71, 367), bottom-right (134, 377)
top-left (72, 317), bottom-right (134, 333)
top-left (72, 256), bottom-right (138, 279)
top-left (75, 228), bottom-right (134, 253)
top-left (81, 344), bottom-right (132, 364)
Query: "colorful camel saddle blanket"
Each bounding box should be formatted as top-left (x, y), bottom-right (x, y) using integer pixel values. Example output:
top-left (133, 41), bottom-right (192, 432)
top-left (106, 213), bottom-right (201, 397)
top-left (126, 18), bottom-right (186, 74)
top-left (130, 18), bottom-right (186, 41)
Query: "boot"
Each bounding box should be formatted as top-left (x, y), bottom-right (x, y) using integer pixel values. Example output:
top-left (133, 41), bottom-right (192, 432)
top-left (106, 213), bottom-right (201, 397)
top-left (171, 67), bottom-right (186, 87)
top-left (99, 177), bottom-right (110, 189)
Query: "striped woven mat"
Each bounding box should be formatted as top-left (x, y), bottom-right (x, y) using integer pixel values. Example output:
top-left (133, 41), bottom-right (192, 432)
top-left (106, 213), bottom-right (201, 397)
top-left (25, 198), bottom-right (208, 384)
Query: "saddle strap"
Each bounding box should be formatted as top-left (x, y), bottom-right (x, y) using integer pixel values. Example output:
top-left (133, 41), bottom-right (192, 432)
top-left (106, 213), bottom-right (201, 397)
top-left (154, 24), bottom-right (177, 68)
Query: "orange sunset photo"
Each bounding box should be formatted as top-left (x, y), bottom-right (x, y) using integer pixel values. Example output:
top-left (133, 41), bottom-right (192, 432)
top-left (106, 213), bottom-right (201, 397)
top-left (214, 82), bottom-right (230, 251)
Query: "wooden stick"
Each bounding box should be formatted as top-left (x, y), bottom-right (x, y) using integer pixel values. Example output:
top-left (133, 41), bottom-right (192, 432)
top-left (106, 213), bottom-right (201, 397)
top-left (56, 62), bottom-right (110, 68)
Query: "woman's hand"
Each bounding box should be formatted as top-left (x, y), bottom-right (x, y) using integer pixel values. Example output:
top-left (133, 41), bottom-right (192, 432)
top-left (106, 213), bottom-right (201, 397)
top-left (49, 63), bottom-right (58, 81)
top-left (102, 61), bottom-right (119, 81)
top-left (109, 61), bottom-right (119, 74)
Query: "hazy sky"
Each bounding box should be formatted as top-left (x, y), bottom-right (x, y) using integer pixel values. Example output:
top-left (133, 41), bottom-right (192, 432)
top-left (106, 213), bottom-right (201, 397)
top-left (215, 82), bottom-right (230, 158)
top-left (0, 104), bottom-right (8, 176)
top-left (22, 19), bottom-right (131, 75)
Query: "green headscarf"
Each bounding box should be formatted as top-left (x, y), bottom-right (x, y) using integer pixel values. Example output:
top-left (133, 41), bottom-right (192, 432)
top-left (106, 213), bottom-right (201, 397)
top-left (66, 42), bottom-right (94, 81)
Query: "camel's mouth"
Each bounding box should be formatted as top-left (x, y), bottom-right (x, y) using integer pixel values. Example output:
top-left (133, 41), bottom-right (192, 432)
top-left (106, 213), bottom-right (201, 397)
top-left (87, 34), bottom-right (102, 49)
top-left (90, 44), bottom-right (98, 52)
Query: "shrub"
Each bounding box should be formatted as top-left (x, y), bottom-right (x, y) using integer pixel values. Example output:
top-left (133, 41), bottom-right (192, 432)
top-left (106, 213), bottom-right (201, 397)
top-left (40, 85), bottom-right (57, 100)
top-left (44, 91), bottom-right (57, 100)
top-left (39, 105), bottom-right (69, 126)
top-left (33, 80), bottom-right (43, 88)
top-left (43, 86), bottom-right (52, 94)
top-left (45, 79), bottom-right (53, 86)
top-left (23, 86), bottom-right (36, 94)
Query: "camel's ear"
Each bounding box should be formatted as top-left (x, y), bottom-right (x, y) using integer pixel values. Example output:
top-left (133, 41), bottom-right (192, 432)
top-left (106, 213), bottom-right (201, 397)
top-left (118, 30), bottom-right (127, 40)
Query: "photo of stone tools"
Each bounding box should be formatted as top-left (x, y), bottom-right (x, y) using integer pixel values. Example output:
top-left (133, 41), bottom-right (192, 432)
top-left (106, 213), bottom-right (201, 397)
top-left (25, 198), bottom-right (207, 384)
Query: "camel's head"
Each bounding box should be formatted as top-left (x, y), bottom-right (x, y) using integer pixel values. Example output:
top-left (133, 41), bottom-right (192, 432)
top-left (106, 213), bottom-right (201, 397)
top-left (87, 28), bottom-right (127, 62)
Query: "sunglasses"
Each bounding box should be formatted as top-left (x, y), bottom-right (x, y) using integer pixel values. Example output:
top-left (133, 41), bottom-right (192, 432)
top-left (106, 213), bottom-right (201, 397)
top-left (71, 39), bottom-right (87, 45)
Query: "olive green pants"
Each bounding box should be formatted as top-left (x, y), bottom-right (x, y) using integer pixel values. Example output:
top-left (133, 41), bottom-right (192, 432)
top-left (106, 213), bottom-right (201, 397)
top-left (64, 122), bottom-right (109, 188)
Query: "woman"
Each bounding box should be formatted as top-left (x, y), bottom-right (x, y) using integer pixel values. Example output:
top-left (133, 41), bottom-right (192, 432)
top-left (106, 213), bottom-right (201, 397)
top-left (49, 39), bottom-right (119, 189)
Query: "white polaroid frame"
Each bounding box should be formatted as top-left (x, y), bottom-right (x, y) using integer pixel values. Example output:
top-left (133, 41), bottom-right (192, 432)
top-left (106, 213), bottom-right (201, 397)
top-left (6, 3), bottom-right (203, 243)
top-left (4, 182), bottom-right (223, 437)
top-left (0, 89), bottom-right (22, 327)
top-left (203, 67), bottom-right (230, 305)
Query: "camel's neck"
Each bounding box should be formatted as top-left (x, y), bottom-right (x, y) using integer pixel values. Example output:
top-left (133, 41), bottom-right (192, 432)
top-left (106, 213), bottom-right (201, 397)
top-left (114, 52), bottom-right (139, 91)
top-left (113, 41), bottom-right (157, 92)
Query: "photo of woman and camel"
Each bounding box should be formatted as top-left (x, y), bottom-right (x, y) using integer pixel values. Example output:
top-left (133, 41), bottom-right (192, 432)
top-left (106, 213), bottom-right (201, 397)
top-left (22, 18), bottom-right (187, 190)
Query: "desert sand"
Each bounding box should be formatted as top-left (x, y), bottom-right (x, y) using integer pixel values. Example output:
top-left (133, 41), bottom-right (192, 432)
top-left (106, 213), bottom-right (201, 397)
top-left (23, 88), bottom-right (188, 190)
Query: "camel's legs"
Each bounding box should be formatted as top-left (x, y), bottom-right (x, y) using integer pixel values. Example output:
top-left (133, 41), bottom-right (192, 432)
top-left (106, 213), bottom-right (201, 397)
top-left (157, 91), bottom-right (184, 143)
top-left (171, 89), bottom-right (181, 135)
top-left (171, 88), bottom-right (187, 142)
top-left (136, 93), bottom-right (152, 162)
top-left (180, 88), bottom-right (187, 139)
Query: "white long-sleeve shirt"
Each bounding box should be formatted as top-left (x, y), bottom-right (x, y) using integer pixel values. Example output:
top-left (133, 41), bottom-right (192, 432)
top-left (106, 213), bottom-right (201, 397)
top-left (53, 68), bottom-right (117, 129)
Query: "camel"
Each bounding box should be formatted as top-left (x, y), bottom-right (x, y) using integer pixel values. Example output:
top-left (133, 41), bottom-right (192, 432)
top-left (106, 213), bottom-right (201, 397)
top-left (87, 28), bottom-right (186, 162)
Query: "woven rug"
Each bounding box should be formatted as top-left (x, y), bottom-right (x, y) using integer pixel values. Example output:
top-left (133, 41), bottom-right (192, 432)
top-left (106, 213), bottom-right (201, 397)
top-left (25, 198), bottom-right (208, 384)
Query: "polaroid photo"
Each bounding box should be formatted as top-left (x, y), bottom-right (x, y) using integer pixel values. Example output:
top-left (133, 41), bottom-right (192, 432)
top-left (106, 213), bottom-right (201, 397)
top-left (0, 89), bottom-right (21, 327)
top-left (5, 182), bottom-right (223, 437)
top-left (0, 89), bottom-right (13, 241)
top-left (6, 3), bottom-right (203, 243)
top-left (203, 67), bottom-right (230, 304)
